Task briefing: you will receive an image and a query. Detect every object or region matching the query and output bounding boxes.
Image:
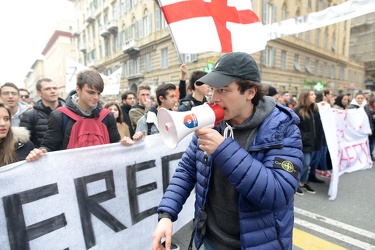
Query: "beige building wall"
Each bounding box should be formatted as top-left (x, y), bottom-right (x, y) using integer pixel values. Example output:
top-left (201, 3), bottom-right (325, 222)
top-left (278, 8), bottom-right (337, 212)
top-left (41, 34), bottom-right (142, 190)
top-left (349, 12), bottom-right (375, 91)
top-left (69, 0), bottom-right (365, 99)
top-left (42, 33), bottom-right (78, 98)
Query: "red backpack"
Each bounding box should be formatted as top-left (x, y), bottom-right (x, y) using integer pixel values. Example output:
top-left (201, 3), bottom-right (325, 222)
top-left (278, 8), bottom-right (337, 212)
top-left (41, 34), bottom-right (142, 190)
top-left (57, 107), bottom-right (111, 149)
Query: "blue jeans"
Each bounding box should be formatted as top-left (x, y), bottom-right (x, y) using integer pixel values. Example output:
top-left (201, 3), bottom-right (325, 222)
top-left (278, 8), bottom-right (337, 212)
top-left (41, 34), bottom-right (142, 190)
top-left (301, 152), bottom-right (315, 183)
top-left (310, 146), bottom-right (328, 174)
top-left (369, 136), bottom-right (375, 156)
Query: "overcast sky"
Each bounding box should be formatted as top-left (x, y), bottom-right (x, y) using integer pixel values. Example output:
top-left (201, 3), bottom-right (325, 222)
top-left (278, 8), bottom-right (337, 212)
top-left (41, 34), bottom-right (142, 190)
top-left (0, 0), bottom-right (75, 87)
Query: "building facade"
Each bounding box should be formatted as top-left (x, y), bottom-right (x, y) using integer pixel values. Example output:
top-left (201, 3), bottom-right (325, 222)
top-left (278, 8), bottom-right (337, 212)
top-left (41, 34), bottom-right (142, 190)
top-left (68, 0), bottom-right (365, 98)
top-left (24, 20), bottom-right (78, 99)
top-left (349, 12), bottom-right (375, 91)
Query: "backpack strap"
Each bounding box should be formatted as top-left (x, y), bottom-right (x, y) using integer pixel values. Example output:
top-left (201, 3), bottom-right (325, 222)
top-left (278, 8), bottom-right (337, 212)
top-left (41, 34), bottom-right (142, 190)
top-left (57, 107), bottom-right (82, 121)
top-left (98, 108), bottom-right (111, 122)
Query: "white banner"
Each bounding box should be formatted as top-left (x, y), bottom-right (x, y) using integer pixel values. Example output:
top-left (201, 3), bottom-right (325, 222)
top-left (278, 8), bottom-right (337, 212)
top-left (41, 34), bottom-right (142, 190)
top-left (65, 58), bottom-right (121, 96)
top-left (101, 67), bottom-right (122, 96)
top-left (318, 104), bottom-right (373, 200)
top-left (266, 0), bottom-right (375, 41)
top-left (0, 134), bottom-right (194, 250)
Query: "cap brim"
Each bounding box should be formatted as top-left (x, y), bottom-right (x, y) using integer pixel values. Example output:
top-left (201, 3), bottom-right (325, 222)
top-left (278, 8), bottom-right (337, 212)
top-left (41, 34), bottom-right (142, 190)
top-left (196, 71), bottom-right (237, 88)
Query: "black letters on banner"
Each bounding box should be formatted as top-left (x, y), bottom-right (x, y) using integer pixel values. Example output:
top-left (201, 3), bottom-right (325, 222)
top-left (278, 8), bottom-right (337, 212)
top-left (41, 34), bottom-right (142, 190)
top-left (2, 183), bottom-right (67, 250)
top-left (74, 170), bottom-right (126, 249)
top-left (161, 152), bottom-right (184, 193)
top-left (126, 160), bottom-right (158, 225)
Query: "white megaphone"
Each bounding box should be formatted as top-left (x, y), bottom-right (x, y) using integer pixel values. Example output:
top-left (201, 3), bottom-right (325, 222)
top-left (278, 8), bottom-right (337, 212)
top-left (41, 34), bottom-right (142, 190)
top-left (157, 103), bottom-right (225, 149)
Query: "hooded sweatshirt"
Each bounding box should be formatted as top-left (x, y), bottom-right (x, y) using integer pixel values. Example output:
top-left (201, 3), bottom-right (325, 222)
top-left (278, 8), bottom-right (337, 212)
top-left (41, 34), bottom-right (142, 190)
top-left (12, 101), bottom-right (30, 126)
top-left (205, 97), bottom-right (276, 249)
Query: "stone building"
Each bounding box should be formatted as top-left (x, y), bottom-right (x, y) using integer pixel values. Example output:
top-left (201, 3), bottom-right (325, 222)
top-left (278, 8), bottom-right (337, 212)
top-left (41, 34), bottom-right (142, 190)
top-left (349, 12), bottom-right (375, 92)
top-left (67, 0), bottom-right (365, 98)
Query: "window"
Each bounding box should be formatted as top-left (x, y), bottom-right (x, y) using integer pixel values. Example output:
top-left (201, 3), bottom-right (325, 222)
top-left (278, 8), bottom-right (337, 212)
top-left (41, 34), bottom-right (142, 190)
top-left (262, 46), bottom-right (276, 67)
top-left (121, 63), bottom-right (126, 79)
top-left (143, 9), bottom-right (152, 36)
top-left (323, 62), bottom-right (327, 77)
top-left (282, 3), bottom-right (288, 20)
top-left (306, 30), bottom-right (310, 42)
top-left (262, 1), bottom-right (277, 25)
top-left (161, 48), bottom-right (168, 69)
top-left (308, 0), bottom-right (312, 8)
top-left (340, 67), bottom-right (345, 80)
top-left (330, 64), bottom-right (335, 79)
top-left (323, 30), bottom-right (328, 49)
top-left (315, 28), bottom-right (320, 46)
top-left (105, 39), bottom-right (110, 56)
top-left (126, 59), bottom-right (134, 76)
top-left (331, 34), bottom-right (336, 52)
top-left (112, 34), bottom-right (118, 52)
top-left (145, 53), bottom-right (152, 72)
top-left (305, 57), bottom-right (311, 73)
top-left (314, 60), bottom-right (319, 75)
top-left (121, 0), bottom-right (126, 13)
top-left (348, 69), bottom-right (351, 81)
top-left (281, 50), bottom-right (287, 69)
top-left (178, 54), bottom-right (198, 64)
top-left (155, 6), bottom-right (167, 31)
top-left (134, 57), bottom-right (141, 75)
top-left (91, 23), bottom-right (95, 38)
top-left (294, 54), bottom-right (300, 71)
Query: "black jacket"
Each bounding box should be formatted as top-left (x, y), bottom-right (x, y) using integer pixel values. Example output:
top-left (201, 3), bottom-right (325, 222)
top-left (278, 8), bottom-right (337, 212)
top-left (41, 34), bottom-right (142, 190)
top-left (40, 97), bottom-right (120, 151)
top-left (12, 127), bottom-right (35, 162)
top-left (120, 103), bottom-right (135, 137)
top-left (177, 95), bottom-right (207, 112)
top-left (20, 98), bottom-right (66, 147)
top-left (294, 105), bottom-right (323, 152)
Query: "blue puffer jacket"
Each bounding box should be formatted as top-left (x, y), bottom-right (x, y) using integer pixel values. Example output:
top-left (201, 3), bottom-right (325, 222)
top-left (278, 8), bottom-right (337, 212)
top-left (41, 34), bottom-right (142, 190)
top-left (158, 104), bottom-right (303, 250)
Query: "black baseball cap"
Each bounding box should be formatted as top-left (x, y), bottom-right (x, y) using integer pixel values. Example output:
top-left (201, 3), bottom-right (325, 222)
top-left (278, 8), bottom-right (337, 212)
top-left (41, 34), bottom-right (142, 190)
top-left (196, 52), bottom-right (261, 88)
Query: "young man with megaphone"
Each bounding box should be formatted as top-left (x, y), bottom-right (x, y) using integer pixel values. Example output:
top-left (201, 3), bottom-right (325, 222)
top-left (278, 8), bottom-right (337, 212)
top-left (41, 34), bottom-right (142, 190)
top-left (152, 52), bottom-right (303, 250)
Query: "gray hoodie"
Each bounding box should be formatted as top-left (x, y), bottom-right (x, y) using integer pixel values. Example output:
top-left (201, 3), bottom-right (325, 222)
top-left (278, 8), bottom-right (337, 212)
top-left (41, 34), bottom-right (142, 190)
top-left (12, 101), bottom-right (30, 126)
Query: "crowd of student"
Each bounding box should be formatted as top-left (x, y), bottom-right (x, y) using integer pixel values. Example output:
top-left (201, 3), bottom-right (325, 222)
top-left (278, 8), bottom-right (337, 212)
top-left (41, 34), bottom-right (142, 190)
top-left (1, 54), bottom-right (374, 249)
top-left (267, 86), bottom-right (375, 195)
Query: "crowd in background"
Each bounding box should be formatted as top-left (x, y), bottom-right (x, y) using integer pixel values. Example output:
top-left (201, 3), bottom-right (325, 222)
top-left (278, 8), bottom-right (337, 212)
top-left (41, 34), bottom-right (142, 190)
top-left (1, 65), bottom-right (374, 193)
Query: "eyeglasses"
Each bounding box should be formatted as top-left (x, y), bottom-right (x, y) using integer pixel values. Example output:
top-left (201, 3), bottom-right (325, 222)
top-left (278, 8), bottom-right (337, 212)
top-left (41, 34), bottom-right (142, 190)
top-left (21, 95), bottom-right (30, 98)
top-left (126, 97), bottom-right (135, 100)
top-left (1, 91), bottom-right (18, 96)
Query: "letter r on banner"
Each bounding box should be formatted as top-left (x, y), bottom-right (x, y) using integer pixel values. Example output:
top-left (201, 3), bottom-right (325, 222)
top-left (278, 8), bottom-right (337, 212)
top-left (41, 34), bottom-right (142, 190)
top-left (74, 170), bottom-right (126, 249)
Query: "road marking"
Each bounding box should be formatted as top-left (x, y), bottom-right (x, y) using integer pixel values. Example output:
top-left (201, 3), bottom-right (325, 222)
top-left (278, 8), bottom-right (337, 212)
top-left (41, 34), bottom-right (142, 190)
top-left (294, 218), bottom-right (375, 250)
top-left (293, 228), bottom-right (347, 250)
top-left (295, 207), bottom-right (375, 240)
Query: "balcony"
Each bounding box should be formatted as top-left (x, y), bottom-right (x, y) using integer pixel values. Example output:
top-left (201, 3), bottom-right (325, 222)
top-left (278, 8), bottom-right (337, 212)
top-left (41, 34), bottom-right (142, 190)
top-left (107, 19), bottom-right (118, 34)
top-left (100, 26), bottom-right (110, 38)
top-left (79, 45), bottom-right (87, 53)
top-left (85, 12), bottom-right (95, 23)
top-left (72, 30), bottom-right (80, 37)
top-left (122, 39), bottom-right (140, 54)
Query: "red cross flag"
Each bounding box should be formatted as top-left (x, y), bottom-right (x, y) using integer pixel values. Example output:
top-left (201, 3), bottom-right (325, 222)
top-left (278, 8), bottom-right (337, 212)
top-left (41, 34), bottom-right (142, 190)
top-left (159, 0), bottom-right (267, 54)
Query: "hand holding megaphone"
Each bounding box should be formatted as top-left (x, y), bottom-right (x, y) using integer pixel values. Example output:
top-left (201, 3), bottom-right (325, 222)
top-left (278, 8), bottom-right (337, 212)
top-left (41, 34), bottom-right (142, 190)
top-left (157, 103), bottom-right (225, 149)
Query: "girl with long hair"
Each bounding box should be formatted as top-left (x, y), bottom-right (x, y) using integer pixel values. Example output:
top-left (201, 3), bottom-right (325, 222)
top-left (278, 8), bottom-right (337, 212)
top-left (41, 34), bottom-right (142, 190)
top-left (293, 90), bottom-right (324, 195)
top-left (104, 101), bottom-right (131, 138)
top-left (0, 103), bottom-right (34, 167)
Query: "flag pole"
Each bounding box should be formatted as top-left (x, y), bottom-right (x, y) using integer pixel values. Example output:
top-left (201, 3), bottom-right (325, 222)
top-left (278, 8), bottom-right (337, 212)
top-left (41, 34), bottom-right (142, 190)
top-left (156, 0), bottom-right (184, 64)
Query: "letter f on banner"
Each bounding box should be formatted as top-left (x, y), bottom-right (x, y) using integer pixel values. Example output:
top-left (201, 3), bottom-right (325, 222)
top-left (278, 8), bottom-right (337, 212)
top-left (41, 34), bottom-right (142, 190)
top-left (159, 0), bottom-right (267, 54)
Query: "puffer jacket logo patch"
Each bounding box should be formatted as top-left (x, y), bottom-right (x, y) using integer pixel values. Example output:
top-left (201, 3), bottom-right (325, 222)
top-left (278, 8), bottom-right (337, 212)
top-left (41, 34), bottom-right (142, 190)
top-left (273, 157), bottom-right (299, 179)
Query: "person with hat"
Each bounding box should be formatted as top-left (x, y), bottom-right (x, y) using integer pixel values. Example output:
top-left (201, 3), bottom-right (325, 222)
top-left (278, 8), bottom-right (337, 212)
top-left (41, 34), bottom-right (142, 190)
top-left (152, 52), bottom-right (303, 250)
top-left (267, 86), bottom-right (280, 102)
